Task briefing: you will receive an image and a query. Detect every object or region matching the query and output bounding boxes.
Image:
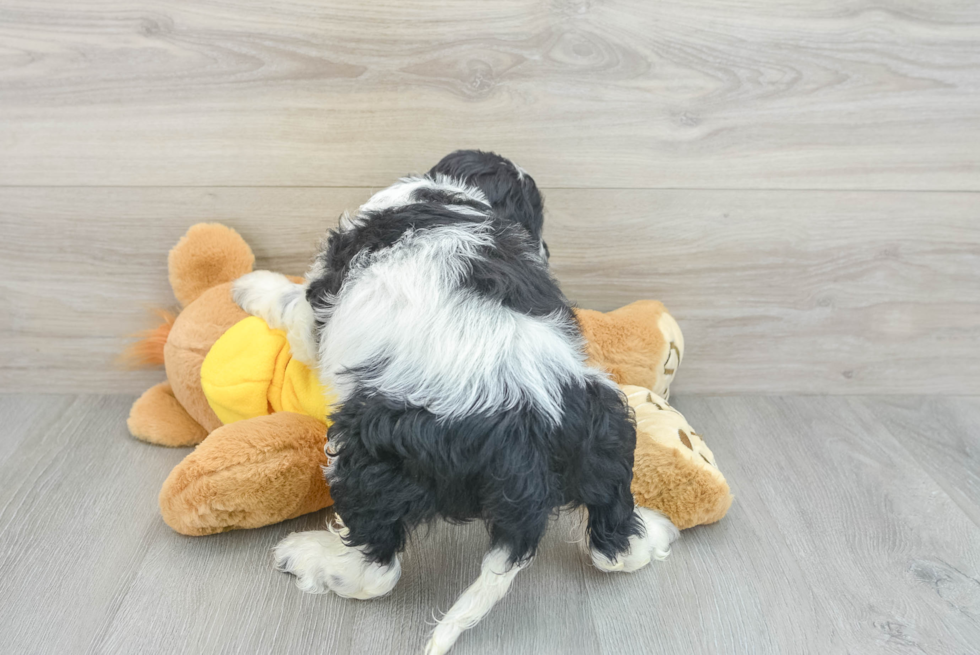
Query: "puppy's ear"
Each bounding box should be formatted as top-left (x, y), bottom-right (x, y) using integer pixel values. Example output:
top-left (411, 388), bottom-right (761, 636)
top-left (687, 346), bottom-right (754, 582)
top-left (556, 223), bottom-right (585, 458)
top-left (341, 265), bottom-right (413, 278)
top-left (428, 150), bottom-right (545, 242)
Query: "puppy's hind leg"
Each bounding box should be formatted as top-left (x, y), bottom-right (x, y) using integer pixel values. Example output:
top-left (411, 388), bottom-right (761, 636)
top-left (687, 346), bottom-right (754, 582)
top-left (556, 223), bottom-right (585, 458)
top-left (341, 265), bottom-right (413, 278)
top-left (232, 270), bottom-right (319, 366)
top-left (589, 505), bottom-right (678, 573)
top-left (583, 444), bottom-right (677, 572)
top-left (425, 450), bottom-right (551, 655)
top-left (275, 399), bottom-right (437, 600)
top-left (273, 517), bottom-right (402, 600)
top-left (570, 381), bottom-right (679, 572)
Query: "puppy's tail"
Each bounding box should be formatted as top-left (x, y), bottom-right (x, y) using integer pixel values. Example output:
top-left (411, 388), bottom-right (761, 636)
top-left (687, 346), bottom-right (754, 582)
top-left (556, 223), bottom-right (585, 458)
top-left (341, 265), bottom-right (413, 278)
top-left (423, 548), bottom-right (527, 655)
top-left (118, 307), bottom-right (176, 368)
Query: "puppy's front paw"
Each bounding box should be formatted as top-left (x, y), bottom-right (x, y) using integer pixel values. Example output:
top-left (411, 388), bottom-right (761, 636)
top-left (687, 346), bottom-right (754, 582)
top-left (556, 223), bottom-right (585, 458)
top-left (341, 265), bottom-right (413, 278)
top-left (232, 270), bottom-right (318, 366)
top-left (232, 270), bottom-right (292, 322)
top-left (274, 530), bottom-right (401, 600)
top-left (592, 508), bottom-right (679, 573)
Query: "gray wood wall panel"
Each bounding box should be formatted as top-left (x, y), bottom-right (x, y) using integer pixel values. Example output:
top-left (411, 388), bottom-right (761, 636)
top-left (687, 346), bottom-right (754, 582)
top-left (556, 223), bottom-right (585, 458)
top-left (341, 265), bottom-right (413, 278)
top-left (2, 0), bottom-right (978, 394)
top-left (0, 0), bottom-right (978, 189)
top-left (2, 187), bottom-right (977, 394)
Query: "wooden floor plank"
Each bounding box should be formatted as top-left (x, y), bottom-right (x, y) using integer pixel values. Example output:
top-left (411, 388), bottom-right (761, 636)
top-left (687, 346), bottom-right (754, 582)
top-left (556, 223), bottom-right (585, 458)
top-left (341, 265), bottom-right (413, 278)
top-left (3, 395), bottom-right (979, 654)
top-left (683, 396), bottom-right (980, 654)
top-left (0, 395), bottom-right (75, 464)
top-left (854, 396), bottom-right (980, 529)
top-left (3, 187), bottom-right (978, 395)
top-left (1, 1), bottom-right (978, 188)
top-left (0, 396), bottom-right (188, 654)
top-left (98, 510), bottom-right (605, 655)
top-left (586, 395), bottom-right (845, 654)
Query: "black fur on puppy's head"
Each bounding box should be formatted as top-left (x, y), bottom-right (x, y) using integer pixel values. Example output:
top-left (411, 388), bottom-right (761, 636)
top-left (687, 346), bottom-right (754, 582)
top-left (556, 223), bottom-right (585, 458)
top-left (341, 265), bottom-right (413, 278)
top-left (427, 150), bottom-right (547, 254)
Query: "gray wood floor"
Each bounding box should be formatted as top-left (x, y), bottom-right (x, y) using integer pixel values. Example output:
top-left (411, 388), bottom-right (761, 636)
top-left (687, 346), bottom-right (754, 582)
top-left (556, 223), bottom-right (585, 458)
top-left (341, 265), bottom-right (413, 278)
top-left (1, 395), bottom-right (978, 654)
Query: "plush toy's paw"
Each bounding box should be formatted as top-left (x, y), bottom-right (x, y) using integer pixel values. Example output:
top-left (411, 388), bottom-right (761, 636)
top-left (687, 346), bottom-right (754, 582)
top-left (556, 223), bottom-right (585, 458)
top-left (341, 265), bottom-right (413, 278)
top-left (655, 310), bottom-right (684, 400)
top-left (128, 382), bottom-right (208, 447)
top-left (591, 508), bottom-right (679, 573)
top-left (159, 413), bottom-right (332, 536)
top-left (623, 385), bottom-right (733, 530)
top-left (274, 530), bottom-right (401, 600)
top-left (575, 300), bottom-right (684, 399)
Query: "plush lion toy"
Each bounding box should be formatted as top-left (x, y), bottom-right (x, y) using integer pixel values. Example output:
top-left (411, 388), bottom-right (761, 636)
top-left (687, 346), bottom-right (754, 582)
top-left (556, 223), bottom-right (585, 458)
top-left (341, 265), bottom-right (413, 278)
top-left (126, 224), bottom-right (731, 536)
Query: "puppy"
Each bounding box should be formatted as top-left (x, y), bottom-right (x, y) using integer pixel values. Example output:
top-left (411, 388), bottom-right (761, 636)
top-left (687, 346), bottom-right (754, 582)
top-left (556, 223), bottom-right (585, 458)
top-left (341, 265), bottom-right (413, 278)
top-left (233, 150), bottom-right (678, 654)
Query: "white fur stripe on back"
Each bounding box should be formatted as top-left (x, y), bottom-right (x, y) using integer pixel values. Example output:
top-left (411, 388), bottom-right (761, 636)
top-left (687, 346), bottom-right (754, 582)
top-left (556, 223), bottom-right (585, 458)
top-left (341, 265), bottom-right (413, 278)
top-left (317, 221), bottom-right (602, 424)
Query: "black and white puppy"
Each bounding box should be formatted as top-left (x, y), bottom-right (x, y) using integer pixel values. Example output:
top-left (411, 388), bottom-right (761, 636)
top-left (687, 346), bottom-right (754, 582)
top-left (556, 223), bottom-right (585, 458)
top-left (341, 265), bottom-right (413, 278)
top-left (233, 150), bottom-right (678, 654)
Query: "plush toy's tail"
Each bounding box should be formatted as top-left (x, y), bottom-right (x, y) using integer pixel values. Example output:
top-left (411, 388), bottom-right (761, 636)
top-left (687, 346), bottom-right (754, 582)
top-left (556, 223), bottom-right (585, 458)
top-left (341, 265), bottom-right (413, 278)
top-left (120, 308), bottom-right (177, 368)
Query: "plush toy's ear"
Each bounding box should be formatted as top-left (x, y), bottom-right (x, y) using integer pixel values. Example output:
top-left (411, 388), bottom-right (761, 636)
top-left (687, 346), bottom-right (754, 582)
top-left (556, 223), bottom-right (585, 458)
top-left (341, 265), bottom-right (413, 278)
top-left (168, 223), bottom-right (255, 307)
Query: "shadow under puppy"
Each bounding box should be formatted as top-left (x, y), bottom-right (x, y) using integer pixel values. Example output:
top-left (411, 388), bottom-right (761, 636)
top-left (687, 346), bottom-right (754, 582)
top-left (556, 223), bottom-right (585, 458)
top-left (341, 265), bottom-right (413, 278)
top-left (233, 150), bottom-right (678, 654)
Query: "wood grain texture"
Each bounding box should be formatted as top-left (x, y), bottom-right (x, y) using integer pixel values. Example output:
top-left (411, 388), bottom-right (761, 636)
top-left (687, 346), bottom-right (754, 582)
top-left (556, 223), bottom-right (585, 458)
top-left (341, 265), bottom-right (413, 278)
top-left (0, 187), bottom-right (363, 395)
top-left (0, 395), bottom-right (188, 653)
top-left (2, 395), bottom-right (979, 654)
top-left (2, 187), bottom-right (978, 394)
top-left (855, 396), bottom-right (980, 529)
top-left (687, 395), bottom-right (980, 654)
top-left (1, 0), bottom-right (978, 188)
top-left (0, 394), bottom-right (75, 463)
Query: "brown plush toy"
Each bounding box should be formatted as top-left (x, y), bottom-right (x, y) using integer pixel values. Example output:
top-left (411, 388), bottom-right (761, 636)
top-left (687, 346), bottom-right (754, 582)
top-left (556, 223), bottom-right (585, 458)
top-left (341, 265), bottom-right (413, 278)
top-left (127, 224), bottom-right (731, 536)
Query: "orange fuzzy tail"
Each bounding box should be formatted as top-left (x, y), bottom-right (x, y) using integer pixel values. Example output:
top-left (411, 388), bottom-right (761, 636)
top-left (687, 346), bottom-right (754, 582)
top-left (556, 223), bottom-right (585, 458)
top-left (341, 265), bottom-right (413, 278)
top-left (120, 308), bottom-right (177, 368)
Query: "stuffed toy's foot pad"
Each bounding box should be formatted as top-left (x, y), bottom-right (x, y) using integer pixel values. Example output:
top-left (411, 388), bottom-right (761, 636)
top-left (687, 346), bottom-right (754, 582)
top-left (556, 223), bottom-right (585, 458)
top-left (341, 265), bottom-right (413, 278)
top-left (274, 529), bottom-right (401, 600)
top-left (128, 382), bottom-right (209, 447)
top-left (159, 413), bottom-right (332, 536)
top-left (591, 507), bottom-right (679, 573)
top-left (623, 385), bottom-right (733, 529)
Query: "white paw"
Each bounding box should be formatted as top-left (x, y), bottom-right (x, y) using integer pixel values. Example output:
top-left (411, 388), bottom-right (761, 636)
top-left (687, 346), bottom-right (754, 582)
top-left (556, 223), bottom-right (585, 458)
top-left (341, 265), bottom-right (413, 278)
top-left (273, 530), bottom-right (401, 599)
top-left (232, 270), bottom-right (319, 366)
top-left (591, 508), bottom-right (679, 573)
top-left (232, 270), bottom-right (292, 321)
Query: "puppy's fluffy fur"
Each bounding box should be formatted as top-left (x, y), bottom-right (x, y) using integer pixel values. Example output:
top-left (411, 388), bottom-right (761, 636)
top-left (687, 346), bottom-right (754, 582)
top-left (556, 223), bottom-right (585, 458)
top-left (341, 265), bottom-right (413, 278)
top-left (234, 150), bottom-right (677, 654)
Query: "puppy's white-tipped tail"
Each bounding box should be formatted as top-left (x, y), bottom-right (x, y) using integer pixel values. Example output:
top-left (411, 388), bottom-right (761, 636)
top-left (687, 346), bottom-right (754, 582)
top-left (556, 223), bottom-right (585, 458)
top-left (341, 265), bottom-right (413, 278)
top-left (423, 548), bottom-right (526, 655)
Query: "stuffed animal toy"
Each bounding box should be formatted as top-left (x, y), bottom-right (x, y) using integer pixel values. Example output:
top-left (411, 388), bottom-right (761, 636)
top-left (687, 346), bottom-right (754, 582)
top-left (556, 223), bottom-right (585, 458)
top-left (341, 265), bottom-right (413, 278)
top-left (126, 224), bottom-right (732, 536)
